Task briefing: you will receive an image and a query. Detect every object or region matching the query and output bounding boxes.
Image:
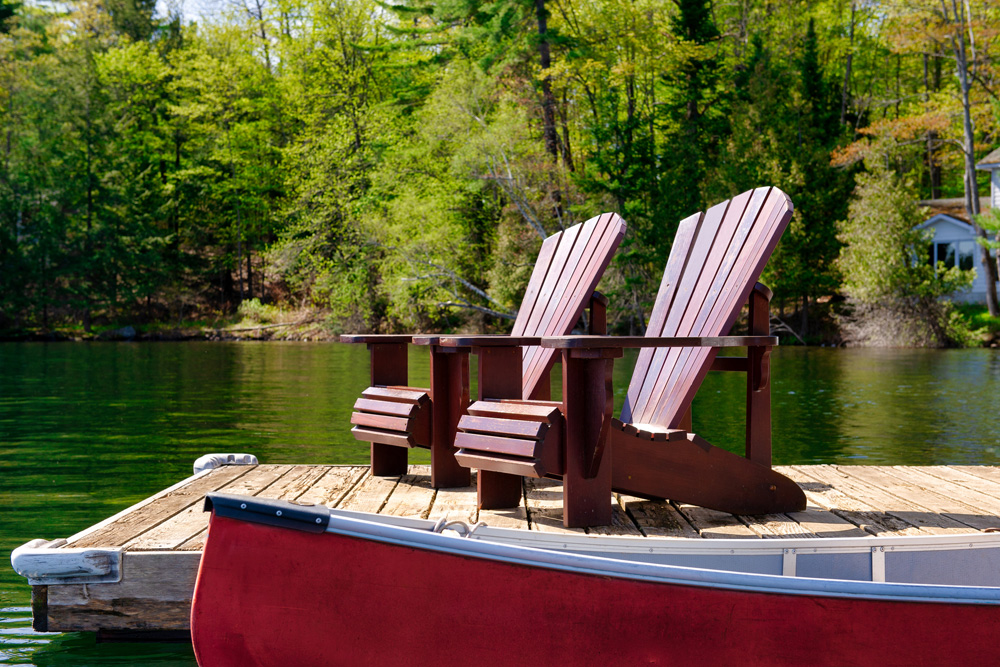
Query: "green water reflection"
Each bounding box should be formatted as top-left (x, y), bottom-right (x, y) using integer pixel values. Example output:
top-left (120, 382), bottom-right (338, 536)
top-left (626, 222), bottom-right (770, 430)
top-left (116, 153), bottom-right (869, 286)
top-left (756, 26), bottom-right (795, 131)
top-left (2, 342), bottom-right (998, 664)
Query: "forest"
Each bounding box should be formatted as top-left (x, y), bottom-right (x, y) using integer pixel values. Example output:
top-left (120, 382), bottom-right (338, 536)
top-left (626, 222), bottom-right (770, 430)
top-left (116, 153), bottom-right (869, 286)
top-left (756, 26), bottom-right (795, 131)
top-left (0, 0), bottom-right (998, 345)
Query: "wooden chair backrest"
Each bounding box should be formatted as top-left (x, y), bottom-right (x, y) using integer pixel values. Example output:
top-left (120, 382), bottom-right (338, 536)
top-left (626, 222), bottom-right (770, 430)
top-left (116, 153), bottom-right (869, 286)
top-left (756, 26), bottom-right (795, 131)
top-left (511, 213), bottom-right (627, 399)
top-left (620, 187), bottom-right (793, 429)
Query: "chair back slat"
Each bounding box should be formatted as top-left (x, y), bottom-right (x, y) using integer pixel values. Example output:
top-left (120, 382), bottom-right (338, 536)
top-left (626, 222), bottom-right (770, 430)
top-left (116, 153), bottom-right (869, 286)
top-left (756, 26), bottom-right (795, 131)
top-left (510, 233), bottom-right (562, 338)
top-left (511, 213), bottom-right (626, 399)
top-left (620, 187), bottom-right (792, 428)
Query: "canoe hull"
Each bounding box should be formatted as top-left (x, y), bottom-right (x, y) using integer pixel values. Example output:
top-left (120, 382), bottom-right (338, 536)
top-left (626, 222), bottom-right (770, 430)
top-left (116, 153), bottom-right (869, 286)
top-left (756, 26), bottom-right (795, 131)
top-left (192, 512), bottom-right (1000, 667)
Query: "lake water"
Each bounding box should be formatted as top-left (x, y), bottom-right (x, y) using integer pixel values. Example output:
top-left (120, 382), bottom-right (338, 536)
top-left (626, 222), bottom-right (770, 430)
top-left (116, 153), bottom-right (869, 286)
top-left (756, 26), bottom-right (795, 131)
top-left (2, 342), bottom-right (999, 665)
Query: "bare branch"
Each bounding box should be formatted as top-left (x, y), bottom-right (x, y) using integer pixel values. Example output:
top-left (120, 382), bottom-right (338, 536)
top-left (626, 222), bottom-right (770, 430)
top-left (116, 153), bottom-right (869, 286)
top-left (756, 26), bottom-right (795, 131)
top-left (408, 255), bottom-right (516, 316)
top-left (437, 302), bottom-right (517, 320)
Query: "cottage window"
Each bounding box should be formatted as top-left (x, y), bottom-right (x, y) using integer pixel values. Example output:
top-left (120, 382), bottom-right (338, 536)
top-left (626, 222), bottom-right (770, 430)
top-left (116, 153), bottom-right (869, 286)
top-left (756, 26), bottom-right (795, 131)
top-left (928, 241), bottom-right (975, 272)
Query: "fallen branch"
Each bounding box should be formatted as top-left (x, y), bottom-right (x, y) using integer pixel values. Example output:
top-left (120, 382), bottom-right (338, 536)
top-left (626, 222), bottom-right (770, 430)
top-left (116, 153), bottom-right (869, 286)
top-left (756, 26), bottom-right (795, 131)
top-left (769, 316), bottom-right (805, 345)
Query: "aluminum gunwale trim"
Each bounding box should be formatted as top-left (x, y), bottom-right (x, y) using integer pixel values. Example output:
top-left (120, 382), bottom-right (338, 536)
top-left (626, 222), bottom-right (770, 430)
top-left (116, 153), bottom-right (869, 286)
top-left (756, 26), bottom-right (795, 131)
top-left (317, 511), bottom-right (1000, 606)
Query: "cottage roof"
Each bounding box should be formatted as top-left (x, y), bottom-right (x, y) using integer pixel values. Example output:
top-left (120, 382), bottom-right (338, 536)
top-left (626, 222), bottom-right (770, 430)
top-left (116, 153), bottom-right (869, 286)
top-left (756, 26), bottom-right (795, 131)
top-left (913, 212), bottom-right (975, 233)
top-left (917, 197), bottom-right (991, 222)
top-left (976, 147), bottom-right (1000, 170)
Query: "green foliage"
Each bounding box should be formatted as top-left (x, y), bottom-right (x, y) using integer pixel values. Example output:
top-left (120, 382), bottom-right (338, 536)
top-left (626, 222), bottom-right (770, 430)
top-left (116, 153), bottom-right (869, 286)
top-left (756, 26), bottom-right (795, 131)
top-left (1, 0), bottom-right (998, 345)
top-left (973, 208), bottom-right (1000, 252)
top-left (237, 297), bottom-right (280, 323)
top-left (954, 302), bottom-right (1000, 335)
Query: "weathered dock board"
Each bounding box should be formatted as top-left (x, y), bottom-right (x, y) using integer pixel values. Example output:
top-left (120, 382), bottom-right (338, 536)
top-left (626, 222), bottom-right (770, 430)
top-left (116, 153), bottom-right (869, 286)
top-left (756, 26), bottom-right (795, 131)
top-left (22, 464), bottom-right (1000, 636)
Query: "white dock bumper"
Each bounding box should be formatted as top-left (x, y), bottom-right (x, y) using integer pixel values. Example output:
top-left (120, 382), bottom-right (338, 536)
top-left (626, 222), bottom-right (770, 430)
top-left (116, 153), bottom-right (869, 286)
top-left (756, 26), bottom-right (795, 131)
top-left (11, 539), bottom-right (123, 585)
top-left (193, 452), bottom-right (258, 474)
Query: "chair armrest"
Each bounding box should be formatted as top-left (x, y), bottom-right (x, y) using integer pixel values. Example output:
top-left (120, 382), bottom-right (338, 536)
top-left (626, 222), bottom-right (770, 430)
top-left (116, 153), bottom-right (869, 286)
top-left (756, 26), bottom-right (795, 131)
top-left (340, 335), bottom-right (414, 344)
top-left (438, 335), bottom-right (543, 347)
top-left (411, 335), bottom-right (442, 345)
top-left (540, 335), bottom-right (778, 349)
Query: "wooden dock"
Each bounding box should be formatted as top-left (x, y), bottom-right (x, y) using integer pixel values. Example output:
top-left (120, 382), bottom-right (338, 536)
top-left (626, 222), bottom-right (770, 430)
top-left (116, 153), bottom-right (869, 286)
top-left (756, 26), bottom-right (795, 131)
top-left (24, 463), bottom-right (1000, 637)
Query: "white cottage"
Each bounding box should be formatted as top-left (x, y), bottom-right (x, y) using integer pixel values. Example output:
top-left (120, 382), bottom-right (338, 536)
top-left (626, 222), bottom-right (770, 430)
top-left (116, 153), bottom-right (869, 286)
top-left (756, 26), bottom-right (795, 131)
top-left (980, 147), bottom-right (1000, 210)
top-left (912, 150), bottom-right (1000, 303)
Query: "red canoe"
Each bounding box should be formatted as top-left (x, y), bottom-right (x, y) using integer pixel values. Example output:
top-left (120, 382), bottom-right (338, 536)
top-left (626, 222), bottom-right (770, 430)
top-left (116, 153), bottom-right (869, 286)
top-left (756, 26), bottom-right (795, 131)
top-left (191, 493), bottom-right (1000, 666)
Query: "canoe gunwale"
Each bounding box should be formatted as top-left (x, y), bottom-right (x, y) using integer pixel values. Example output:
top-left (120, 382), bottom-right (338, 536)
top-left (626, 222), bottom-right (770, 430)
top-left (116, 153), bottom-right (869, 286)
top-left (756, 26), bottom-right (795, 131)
top-left (314, 508), bottom-right (1000, 606)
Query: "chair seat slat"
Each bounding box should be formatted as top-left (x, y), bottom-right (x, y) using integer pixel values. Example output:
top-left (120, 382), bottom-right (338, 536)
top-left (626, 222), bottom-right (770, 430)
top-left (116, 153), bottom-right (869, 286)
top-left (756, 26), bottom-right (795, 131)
top-left (350, 412), bottom-right (411, 432)
top-left (352, 398), bottom-right (418, 418)
top-left (458, 415), bottom-right (548, 440)
top-left (361, 386), bottom-right (429, 404)
top-left (351, 426), bottom-right (417, 449)
top-left (466, 400), bottom-right (562, 422)
top-left (455, 432), bottom-right (541, 458)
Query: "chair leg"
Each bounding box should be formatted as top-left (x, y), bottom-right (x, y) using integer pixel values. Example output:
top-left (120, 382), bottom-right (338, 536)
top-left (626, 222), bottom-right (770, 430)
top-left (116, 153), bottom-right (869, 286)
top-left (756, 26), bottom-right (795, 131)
top-left (746, 284), bottom-right (772, 467)
top-left (478, 470), bottom-right (523, 508)
top-left (561, 353), bottom-right (615, 528)
top-left (371, 443), bottom-right (408, 476)
top-left (563, 461), bottom-right (612, 527)
top-left (367, 342), bottom-right (409, 477)
top-left (429, 347), bottom-right (471, 488)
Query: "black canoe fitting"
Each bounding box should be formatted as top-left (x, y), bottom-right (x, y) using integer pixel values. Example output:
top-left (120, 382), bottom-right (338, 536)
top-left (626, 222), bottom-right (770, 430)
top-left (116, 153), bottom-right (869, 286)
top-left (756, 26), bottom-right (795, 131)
top-left (204, 493), bottom-right (330, 533)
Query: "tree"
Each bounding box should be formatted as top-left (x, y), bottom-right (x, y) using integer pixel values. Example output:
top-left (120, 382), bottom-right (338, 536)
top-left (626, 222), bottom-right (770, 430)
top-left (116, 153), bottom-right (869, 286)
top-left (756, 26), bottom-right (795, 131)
top-left (707, 19), bottom-right (852, 337)
top-left (837, 143), bottom-right (974, 347)
top-left (658, 0), bottom-right (724, 226)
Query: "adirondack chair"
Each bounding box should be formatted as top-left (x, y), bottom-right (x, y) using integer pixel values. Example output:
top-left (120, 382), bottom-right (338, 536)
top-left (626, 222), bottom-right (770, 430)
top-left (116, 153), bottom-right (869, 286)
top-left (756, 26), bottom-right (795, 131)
top-left (341, 213), bottom-right (626, 489)
top-left (440, 187), bottom-right (807, 527)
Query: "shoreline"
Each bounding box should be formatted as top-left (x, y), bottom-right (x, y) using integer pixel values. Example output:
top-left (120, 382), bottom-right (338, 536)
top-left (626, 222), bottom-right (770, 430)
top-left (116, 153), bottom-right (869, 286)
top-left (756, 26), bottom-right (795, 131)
top-left (0, 322), bottom-right (339, 343)
top-left (3, 331), bottom-right (997, 348)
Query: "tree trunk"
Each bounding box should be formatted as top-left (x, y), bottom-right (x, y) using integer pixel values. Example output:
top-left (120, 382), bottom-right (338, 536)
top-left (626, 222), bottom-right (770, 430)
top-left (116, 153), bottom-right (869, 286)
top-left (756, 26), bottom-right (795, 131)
top-left (840, 1), bottom-right (855, 126)
top-left (559, 91), bottom-right (574, 171)
top-left (534, 0), bottom-right (559, 161)
top-left (923, 53), bottom-right (942, 199)
top-left (799, 294), bottom-right (809, 339)
top-left (84, 94), bottom-right (94, 333)
top-left (950, 0), bottom-right (999, 315)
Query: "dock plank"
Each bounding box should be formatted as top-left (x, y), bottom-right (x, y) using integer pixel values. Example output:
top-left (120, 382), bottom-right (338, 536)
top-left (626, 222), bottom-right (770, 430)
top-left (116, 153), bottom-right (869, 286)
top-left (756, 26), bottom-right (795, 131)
top-left (427, 473), bottom-right (479, 523)
top-left (738, 513), bottom-right (818, 539)
top-left (897, 466), bottom-right (1000, 514)
top-left (524, 477), bottom-right (585, 534)
top-left (381, 467), bottom-right (436, 519)
top-left (836, 465), bottom-right (1000, 531)
top-left (128, 466), bottom-right (331, 551)
top-left (587, 497), bottom-right (643, 537)
top-left (674, 504), bottom-right (759, 539)
top-left (876, 467), bottom-right (1000, 530)
top-left (45, 552), bottom-right (200, 633)
top-left (617, 495), bottom-right (700, 538)
top-left (782, 506), bottom-right (868, 539)
top-left (256, 465), bottom-right (333, 501)
top-left (295, 466), bottom-right (369, 506)
top-left (179, 466), bottom-right (371, 552)
top-left (951, 466), bottom-right (1000, 486)
top-left (65, 465), bottom-right (255, 549)
top-left (810, 465), bottom-right (975, 535)
top-left (785, 466), bottom-right (925, 536)
top-left (339, 472), bottom-right (401, 514)
top-left (477, 506), bottom-right (529, 529)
